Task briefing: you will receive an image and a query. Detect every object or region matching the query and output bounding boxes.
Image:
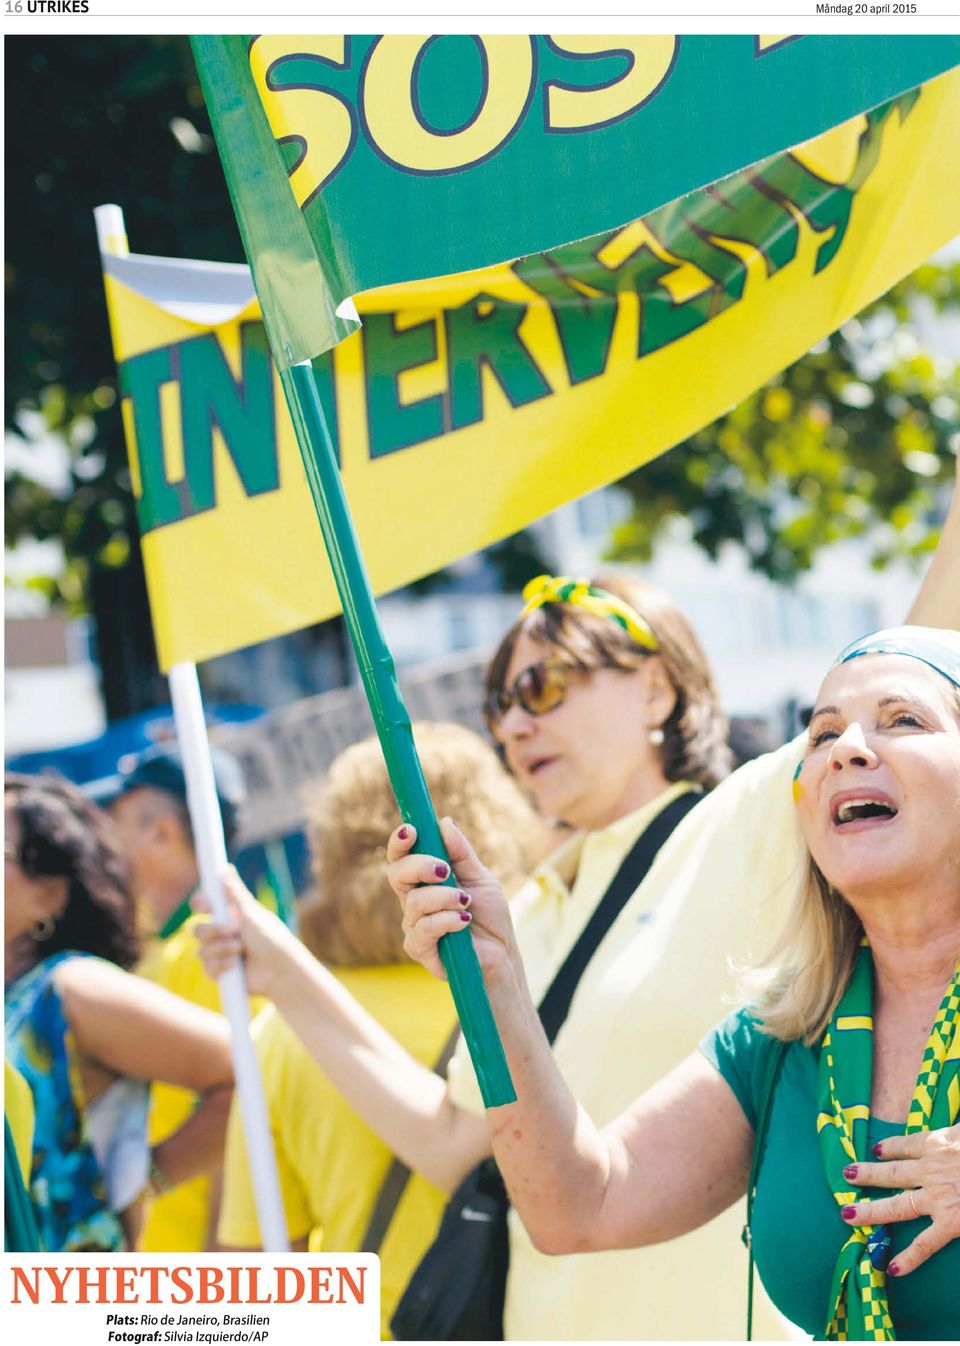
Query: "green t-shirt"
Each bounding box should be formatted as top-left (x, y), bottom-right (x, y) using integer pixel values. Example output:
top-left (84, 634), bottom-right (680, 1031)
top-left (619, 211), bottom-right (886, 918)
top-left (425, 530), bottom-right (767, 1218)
top-left (701, 1007), bottom-right (960, 1340)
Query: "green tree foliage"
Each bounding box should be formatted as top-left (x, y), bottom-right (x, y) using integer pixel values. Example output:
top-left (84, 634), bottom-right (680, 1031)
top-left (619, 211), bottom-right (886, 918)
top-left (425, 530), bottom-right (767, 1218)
top-left (609, 262), bottom-right (960, 580)
top-left (5, 37), bottom-right (240, 562)
top-left (5, 36), bottom-right (240, 714)
top-left (4, 36), bottom-right (549, 715)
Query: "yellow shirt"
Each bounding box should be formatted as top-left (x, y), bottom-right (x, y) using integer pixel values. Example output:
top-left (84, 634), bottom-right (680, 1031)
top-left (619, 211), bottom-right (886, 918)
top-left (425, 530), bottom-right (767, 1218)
top-left (136, 911), bottom-right (231, 1252)
top-left (447, 742), bottom-right (806, 1340)
top-left (5, 1058), bottom-right (36, 1183)
top-left (218, 963), bottom-right (458, 1339)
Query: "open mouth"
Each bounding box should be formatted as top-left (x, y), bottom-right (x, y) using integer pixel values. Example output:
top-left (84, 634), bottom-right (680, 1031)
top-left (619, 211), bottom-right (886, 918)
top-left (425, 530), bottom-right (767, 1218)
top-left (831, 798), bottom-right (899, 827)
top-left (527, 757), bottom-right (557, 777)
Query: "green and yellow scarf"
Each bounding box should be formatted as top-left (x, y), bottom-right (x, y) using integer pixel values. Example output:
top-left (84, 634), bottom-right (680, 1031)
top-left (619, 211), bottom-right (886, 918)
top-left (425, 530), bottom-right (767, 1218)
top-left (817, 939), bottom-right (960, 1340)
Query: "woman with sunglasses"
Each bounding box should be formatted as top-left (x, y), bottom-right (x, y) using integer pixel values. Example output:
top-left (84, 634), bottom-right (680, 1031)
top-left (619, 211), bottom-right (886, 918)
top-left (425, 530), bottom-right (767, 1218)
top-left (416, 571), bottom-right (801, 1339)
top-left (197, 571), bottom-right (807, 1337)
top-left (4, 773), bottom-right (234, 1251)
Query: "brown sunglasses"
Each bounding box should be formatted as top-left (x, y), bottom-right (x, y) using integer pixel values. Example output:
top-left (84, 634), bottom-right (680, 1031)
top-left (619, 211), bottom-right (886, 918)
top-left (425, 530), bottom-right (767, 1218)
top-left (485, 656), bottom-right (583, 733)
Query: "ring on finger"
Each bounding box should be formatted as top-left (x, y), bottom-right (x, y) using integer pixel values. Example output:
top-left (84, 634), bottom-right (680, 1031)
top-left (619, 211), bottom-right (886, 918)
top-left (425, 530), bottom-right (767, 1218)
top-left (907, 1189), bottom-right (922, 1219)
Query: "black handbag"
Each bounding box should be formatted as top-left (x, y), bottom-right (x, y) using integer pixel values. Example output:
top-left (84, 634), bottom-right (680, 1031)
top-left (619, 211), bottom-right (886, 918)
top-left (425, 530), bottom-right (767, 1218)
top-left (391, 789), bottom-right (702, 1341)
top-left (389, 1154), bottom-right (511, 1341)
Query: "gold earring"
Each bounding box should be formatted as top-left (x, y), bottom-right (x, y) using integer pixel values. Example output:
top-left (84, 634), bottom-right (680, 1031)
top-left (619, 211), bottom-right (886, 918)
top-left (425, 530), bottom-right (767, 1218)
top-left (30, 917), bottom-right (56, 942)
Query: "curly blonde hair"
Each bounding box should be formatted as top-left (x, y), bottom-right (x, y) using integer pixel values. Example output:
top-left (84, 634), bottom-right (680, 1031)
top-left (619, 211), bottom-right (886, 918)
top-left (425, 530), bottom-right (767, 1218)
top-left (298, 722), bottom-right (542, 967)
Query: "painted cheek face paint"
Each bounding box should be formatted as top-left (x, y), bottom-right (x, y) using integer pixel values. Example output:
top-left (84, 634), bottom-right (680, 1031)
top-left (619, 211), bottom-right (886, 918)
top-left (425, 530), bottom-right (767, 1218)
top-left (792, 759), bottom-right (805, 805)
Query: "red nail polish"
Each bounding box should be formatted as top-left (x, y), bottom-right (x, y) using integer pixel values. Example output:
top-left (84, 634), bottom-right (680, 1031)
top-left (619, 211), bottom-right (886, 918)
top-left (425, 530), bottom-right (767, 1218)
top-left (434, 863), bottom-right (449, 879)
top-left (458, 892), bottom-right (470, 906)
top-left (841, 1205), bottom-right (857, 1221)
top-left (398, 826), bottom-right (409, 841)
top-left (843, 1164), bottom-right (858, 1181)
top-left (460, 911), bottom-right (471, 923)
top-left (871, 1142), bottom-right (883, 1159)
top-left (888, 1263), bottom-right (900, 1277)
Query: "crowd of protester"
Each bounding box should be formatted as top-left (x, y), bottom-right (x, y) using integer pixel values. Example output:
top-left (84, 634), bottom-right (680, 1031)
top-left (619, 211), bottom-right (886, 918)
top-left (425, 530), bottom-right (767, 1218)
top-left (5, 467), bottom-right (959, 1341)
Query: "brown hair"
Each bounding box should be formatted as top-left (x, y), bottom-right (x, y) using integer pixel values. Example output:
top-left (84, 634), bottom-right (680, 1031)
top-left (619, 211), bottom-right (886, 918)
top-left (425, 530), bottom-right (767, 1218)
top-left (485, 572), bottom-right (731, 791)
top-left (5, 772), bottom-right (140, 970)
top-left (298, 722), bottom-right (542, 967)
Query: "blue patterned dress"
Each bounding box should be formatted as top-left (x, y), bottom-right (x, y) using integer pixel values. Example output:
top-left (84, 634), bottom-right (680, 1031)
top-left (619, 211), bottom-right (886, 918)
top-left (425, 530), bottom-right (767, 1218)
top-left (4, 951), bottom-right (126, 1251)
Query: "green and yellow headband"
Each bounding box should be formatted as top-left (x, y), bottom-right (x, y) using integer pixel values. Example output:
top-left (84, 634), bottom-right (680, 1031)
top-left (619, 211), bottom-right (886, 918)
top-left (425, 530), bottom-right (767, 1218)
top-left (520, 575), bottom-right (659, 651)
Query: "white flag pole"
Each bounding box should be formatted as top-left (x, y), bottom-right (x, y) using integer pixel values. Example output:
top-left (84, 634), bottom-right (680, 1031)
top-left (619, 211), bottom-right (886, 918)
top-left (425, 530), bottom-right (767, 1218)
top-left (94, 205), bottom-right (289, 1252)
top-left (167, 663), bottom-right (289, 1252)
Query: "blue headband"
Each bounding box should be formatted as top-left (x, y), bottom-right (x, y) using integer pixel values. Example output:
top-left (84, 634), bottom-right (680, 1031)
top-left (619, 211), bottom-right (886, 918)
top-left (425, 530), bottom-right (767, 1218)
top-left (833, 625), bottom-right (960, 690)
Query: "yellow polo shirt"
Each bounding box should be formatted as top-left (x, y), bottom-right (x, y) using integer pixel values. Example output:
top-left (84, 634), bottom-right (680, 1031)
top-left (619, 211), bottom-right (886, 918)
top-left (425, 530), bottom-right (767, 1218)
top-left (447, 740), bottom-right (805, 1340)
top-left (5, 1058), bottom-right (35, 1183)
top-left (218, 963), bottom-right (458, 1339)
top-left (136, 908), bottom-right (234, 1252)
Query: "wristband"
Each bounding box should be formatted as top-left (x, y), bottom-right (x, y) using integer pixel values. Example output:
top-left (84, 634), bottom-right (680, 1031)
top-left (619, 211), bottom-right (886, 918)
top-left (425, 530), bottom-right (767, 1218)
top-left (143, 1151), bottom-right (174, 1201)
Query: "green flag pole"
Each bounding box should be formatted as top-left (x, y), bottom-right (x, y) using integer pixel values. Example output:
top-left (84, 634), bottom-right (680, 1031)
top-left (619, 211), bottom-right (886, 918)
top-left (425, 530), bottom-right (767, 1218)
top-left (191, 34), bottom-right (514, 1107)
top-left (279, 361), bottom-right (516, 1108)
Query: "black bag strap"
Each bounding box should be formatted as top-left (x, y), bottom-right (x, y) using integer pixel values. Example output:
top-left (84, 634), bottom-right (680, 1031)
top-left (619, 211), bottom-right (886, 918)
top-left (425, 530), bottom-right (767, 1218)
top-left (743, 1035), bottom-right (788, 1340)
top-left (366, 787), bottom-right (700, 1255)
top-left (537, 789), bottom-right (702, 1045)
top-left (360, 1024), bottom-right (461, 1254)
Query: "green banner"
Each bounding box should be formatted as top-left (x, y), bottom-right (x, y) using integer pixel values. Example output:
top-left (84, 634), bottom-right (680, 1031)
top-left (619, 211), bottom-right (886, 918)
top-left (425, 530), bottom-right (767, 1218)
top-left (105, 70), bottom-right (960, 669)
top-left (192, 34), bottom-right (960, 367)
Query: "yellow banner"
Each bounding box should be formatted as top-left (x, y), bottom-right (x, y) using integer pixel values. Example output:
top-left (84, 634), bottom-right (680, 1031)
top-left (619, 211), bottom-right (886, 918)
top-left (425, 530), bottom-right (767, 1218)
top-left (102, 69), bottom-right (960, 671)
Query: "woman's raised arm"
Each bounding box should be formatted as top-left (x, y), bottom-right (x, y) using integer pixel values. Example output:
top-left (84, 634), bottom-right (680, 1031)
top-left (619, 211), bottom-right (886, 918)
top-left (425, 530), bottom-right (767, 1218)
top-left (55, 957), bottom-right (233, 1188)
top-left (906, 457), bottom-right (960, 629)
top-left (390, 819), bottom-right (755, 1254)
top-left (193, 869), bottom-right (490, 1194)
